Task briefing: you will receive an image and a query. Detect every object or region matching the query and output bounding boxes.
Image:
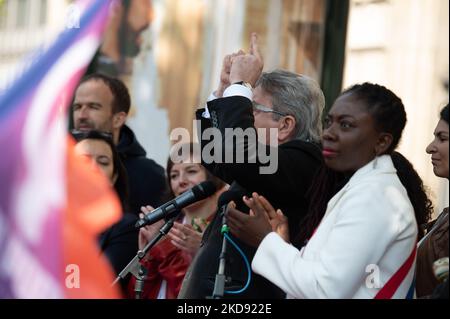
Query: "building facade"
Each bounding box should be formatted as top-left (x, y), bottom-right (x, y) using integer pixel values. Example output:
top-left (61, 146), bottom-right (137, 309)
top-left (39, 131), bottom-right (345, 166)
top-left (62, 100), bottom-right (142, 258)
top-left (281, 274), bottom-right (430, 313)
top-left (343, 0), bottom-right (449, 214)
top-left (0, 0), bottom-right (447, 213)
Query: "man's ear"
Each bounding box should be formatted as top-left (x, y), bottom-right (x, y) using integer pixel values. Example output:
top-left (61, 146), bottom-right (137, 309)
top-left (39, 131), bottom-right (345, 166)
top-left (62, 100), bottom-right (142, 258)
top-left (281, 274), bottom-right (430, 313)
top-left (375, 133), bottom-right (393, 155)
top-left (278, 115), bottom-right (296, 142)
top-left (112, 112), bottom-right (127, 130)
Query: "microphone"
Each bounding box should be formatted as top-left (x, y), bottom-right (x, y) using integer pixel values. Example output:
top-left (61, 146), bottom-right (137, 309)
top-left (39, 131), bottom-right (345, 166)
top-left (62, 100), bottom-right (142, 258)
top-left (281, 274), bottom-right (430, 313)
top-left (218, 182), bottom-right (250, 215)
top-left (218, 189), bottom-right (242, 209)
top-left (135, 181), bottom-right (217, 228)
top-left (211, 182), bottom-right (249, 299)
top-left (217, 182), bottom-right (250, 235)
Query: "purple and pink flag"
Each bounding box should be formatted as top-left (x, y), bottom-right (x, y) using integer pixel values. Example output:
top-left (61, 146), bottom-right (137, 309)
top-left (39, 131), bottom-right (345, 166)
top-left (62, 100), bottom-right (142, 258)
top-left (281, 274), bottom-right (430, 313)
top-left (0, 0), bottom-right (122, 298)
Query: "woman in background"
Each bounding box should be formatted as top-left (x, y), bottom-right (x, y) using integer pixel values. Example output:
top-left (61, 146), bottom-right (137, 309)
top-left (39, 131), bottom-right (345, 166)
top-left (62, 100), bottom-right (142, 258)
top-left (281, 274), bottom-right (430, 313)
top-left (416, 104), bottom-right (449, 298)
top-left (128, 143), bottom-right (226, 299)
top-left (73, 130), bottom-right (139, 294)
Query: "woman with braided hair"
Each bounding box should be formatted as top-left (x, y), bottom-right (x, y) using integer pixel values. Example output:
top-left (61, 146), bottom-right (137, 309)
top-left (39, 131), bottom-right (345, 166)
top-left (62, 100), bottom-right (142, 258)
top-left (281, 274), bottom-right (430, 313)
top-left (227, 83), bottom-right (433, 299)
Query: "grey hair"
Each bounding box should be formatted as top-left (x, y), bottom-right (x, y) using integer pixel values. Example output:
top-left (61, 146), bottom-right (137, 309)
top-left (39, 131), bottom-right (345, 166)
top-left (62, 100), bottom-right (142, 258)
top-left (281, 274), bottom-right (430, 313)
top-left (256, 70), bottom-right (325, 144)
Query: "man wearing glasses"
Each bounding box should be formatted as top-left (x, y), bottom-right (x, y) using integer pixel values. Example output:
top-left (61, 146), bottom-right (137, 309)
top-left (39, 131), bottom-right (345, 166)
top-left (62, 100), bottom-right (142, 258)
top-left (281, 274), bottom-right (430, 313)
top-left (179, 34), bottom-right (325, 299)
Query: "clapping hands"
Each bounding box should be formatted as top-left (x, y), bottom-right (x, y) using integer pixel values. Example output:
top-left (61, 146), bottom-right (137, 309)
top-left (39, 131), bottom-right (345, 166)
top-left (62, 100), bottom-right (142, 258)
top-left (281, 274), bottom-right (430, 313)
top-left (167, 222), bottom-right (203, 257)
top-left (227, 192), bottom-right (289, 248)
top-left (138, 205), bottom-right (204, 258)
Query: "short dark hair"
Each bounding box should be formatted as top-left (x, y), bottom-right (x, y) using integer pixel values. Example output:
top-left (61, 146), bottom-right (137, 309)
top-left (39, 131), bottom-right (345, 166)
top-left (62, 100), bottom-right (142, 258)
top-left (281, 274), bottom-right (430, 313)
top-left (78, 73), bottom-right (131, 114)
top-left (440, 103), bottom-right (449, 124)
top-left (165, 142), bottom-right (226, 200)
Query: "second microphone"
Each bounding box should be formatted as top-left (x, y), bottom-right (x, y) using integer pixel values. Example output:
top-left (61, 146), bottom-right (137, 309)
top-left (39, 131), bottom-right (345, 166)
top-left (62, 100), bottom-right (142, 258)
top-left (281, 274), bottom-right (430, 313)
top-left (135, 181), bottom-right (217, 228)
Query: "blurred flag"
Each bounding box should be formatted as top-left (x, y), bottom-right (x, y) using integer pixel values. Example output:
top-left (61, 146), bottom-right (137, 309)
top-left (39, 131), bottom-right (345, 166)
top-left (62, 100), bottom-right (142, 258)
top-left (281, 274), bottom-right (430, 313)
top-left (0, 0), bottom-right (121, 298)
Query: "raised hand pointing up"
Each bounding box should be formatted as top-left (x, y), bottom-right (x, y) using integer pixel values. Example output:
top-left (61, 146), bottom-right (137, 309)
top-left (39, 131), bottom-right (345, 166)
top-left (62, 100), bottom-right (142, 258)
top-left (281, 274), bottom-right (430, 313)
top-left (229, 33), bottom-right (264, 88)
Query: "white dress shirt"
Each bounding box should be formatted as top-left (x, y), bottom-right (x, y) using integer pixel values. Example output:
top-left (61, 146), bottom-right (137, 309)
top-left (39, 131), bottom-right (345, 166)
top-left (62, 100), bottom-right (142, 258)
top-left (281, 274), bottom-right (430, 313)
top-left (202, 84), bottom-right (253, 118)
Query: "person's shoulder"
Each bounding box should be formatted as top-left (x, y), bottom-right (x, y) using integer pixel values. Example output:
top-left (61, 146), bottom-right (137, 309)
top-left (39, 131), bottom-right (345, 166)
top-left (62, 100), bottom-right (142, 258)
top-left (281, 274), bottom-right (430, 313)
top-left (209, 95), bottom-right (251, 104)
top-left (124, 156), bottom-right (165, 175)
top-left (280, 139), bottom-right (322, 162)
top-left (345, 171), bottom-right (400, 198)
top-left (130, 155), bottom-right (161, 167)
top-left (99, 213), bottom-right (138, 244)
top-left (281, 139), bottom-right (320, 151)
top-left (207, 95), bottom-right (252, 112)
top-left (113, 213), bottom-right (139, 233)
top-left (121, 212), bottom-right (139, 223)
top-left (343, 172), bottom-right (414, 223)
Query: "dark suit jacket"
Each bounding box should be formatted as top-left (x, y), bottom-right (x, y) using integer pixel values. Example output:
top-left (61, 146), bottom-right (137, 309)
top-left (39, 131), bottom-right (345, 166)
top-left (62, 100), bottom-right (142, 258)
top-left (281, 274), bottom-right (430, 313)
top-left (179, 96), bottom-right (322, 299)
top-left (196, 96), bottom-right (322, 237)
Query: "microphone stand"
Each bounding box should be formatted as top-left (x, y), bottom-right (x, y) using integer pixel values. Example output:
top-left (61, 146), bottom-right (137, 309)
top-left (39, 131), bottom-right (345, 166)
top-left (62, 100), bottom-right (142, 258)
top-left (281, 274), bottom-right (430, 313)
top-left (211, 204), bottom-right (231, 299)
top-left (112, 215), bottom-right (178, 299)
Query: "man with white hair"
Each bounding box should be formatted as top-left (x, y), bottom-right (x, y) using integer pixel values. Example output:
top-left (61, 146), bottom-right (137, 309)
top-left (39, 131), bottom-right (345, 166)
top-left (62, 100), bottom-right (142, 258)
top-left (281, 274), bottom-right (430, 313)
top-left (179, 34), bottom-right (325, 299)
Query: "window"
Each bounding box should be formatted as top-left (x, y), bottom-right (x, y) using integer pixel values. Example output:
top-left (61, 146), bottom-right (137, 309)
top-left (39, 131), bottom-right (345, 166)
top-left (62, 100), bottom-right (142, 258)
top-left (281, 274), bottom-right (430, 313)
top-left (39, 0), bottom-right (47, 26)
top-left (0, 0), bottom-right (8, 29)
top-left (17, 0), bottom-right (30, 28)
top-left (0, 0), bottom-right (48, 30)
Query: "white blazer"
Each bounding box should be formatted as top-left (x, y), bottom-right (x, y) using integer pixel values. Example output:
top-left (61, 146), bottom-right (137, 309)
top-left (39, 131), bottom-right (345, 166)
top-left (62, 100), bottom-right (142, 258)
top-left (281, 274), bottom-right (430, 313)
top-left (252, 155), bottom-right (418, 299)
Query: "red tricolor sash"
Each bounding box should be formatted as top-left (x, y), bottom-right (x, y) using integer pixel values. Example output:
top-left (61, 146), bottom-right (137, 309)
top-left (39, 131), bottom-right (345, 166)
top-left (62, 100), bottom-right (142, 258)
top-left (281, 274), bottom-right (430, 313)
top-left (374, 246), bottom-right (416, 299)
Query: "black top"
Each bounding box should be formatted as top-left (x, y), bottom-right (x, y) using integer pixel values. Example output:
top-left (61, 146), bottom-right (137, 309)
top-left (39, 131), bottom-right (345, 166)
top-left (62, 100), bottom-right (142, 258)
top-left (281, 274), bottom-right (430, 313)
top-left (179, 96), bottom-right (322, 299)
top-left (117, 125), bottom-right (166, 215)
top-left (99, 212), bottom-right (139, 293)
top-left (196, 96), bottom-right (322, 237)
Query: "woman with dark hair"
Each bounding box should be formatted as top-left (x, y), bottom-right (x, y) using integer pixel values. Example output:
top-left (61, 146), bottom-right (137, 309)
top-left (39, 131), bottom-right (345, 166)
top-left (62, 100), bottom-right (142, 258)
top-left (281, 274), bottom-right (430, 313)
top-left (416, 104), bottom-right (449, 298)
top-left (128, 143), bottom-right (226, 299)
top-left (162, 143), bottom-right (227, 255)
top-left (227, 83), bottom-right (433, 298)
top-left (73, 130), bottom-right (138, 292)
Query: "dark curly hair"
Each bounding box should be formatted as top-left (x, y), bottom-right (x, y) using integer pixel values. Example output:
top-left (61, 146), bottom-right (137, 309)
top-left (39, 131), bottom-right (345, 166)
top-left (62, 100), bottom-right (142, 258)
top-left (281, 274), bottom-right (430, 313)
top-left (78, 73), bottom-right (131, 114)
top-left (295, 83), bottom-right (433, 246)
top-left (391, 151), bottom-right (433, 238)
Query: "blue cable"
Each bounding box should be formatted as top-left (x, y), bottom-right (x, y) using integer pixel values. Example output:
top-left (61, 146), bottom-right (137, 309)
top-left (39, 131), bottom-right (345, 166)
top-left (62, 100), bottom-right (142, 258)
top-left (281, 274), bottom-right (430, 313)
top-left (223, 232), bottom-right (252, 295)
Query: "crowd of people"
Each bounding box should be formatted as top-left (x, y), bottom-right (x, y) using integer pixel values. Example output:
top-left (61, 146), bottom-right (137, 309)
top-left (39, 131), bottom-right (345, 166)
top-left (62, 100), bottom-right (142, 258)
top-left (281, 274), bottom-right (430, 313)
top-left (70, 33), bottom-right (448, 299)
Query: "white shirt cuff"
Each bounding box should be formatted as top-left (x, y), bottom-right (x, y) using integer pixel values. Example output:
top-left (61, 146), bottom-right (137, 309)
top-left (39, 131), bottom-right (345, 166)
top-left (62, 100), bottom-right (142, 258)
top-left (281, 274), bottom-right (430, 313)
top-left (207, 92), bottom-right (218, 102)
top-left (202, 107), bottom-right (210, 119)
top-left (253, 233), bottom-right (277, 268)
top-left (202, 92), bottom-right (221, 118)
top-left (202, 86), bottom-right (252, 118)
top-left (223, 84), bottom-right (253, 100)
